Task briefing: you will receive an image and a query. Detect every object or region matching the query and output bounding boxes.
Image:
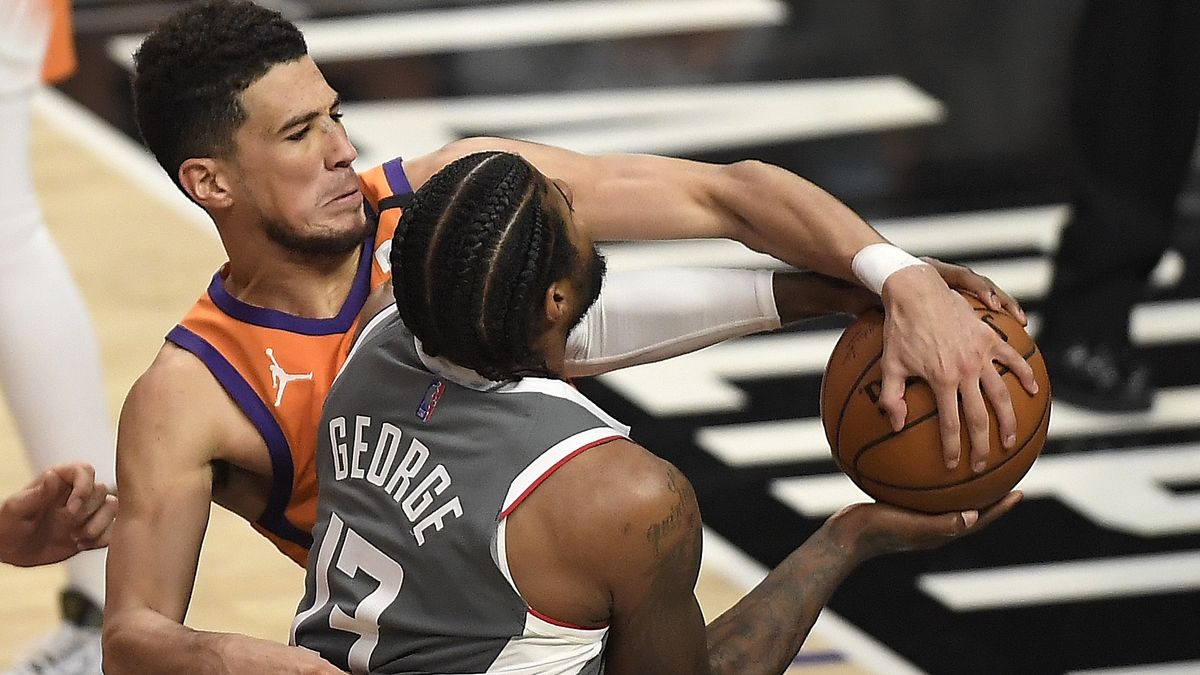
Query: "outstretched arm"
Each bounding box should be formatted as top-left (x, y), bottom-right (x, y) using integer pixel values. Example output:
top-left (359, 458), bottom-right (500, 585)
top-left (402, 140), bottom-right (1036, 469)
top-left (564, 268), bottom-right (878, 377)
top-left (531, 440), bottom-right (1020, 675)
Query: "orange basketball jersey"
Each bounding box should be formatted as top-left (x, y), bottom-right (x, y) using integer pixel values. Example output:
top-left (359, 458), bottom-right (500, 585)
top-left (41, 0), bottom-right (76, 84)
top-left (168, 158), bottom-right (413, 566)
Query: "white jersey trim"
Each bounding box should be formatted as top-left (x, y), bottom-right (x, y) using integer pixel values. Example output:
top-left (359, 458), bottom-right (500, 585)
top-left (484, 610), bottom-right (606, 674)
top-left (413, 335), bottom-right (631, 435)
top-left (334, 303), bottom-right (399, 382)
top-left (499, 426), bottom-right (625, 517)
top-left (494, 377), bottom-right (630, 436)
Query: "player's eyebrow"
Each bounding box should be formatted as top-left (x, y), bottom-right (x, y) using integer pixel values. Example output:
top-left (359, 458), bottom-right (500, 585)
top-left (275, 95), bottom-right (343, 136)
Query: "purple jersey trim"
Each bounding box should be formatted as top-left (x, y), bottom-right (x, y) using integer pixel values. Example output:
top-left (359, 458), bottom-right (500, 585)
top-left (362, 194), bottom-right (377, 221)
top-left (382, 157), bottom-right (412, 196)
top-left (205, 234), bottom-right (375, 336)
top-left (165, 325), bottom-right (314, 550)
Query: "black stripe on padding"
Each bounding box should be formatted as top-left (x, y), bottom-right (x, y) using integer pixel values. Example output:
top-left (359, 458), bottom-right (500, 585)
top-left (379, 192), bottom-right (413, 212)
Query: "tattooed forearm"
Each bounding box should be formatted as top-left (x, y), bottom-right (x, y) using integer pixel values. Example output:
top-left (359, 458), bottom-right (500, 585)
top-left (704, 524), bottom-right (859, 675)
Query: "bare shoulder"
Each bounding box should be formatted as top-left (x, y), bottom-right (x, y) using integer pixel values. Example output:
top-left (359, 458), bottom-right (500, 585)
top-left (403, 137), bottom-right (585, 191)
top-left (118, 342), bottom-right (236, 465)
top-left (401, 138), bottom-right (503, 190)
top-left (551, 438), bottom-right (703, 576)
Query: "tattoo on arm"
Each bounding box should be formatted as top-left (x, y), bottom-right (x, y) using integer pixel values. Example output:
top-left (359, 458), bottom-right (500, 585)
top-left (645, 467), bottom-right (693, 557)
top-left (705, 527), bottom-right (857, 675)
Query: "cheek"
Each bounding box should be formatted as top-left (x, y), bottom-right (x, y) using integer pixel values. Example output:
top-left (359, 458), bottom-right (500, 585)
top-left (263, 166), bottom-right (323, 214)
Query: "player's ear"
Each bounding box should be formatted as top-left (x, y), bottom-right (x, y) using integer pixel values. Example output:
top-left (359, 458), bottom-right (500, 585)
top-left (179, 157), bottom-right (233, 209)
top-left (543, 279), bottom-right (569, 324)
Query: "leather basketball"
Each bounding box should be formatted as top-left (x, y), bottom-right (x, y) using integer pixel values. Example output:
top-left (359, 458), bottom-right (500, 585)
top-left (819, 291), bottom-right (1051, 513)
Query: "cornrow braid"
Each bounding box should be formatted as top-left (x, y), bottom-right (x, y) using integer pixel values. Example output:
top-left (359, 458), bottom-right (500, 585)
top-left (392, 152), bottom-right (576, 381)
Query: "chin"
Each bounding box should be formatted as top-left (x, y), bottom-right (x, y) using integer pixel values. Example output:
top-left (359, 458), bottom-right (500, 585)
top-left (268, 212), bottom-right (370, 257)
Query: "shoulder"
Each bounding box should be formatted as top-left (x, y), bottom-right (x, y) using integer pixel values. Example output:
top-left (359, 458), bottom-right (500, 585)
top-left (118, 342), bottom-right (238, 464)
top-left (125, 342), bottom-right (222, 407)
top-left (546, 439), bottom-right (702, 578)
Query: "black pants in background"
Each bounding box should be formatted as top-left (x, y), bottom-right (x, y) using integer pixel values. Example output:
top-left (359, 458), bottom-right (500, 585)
top-left (1042, 0), bottom-right (1200, 348)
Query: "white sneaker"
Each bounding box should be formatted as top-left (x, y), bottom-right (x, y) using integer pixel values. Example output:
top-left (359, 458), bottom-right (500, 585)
top-left (4, 624), bottom-right (102, 675)
top-left (4, 590), bottom-right (103, 675)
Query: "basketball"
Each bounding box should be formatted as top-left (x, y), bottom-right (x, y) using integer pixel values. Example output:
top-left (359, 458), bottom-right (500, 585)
top-left (820, 291), bottom-right (1051, 513)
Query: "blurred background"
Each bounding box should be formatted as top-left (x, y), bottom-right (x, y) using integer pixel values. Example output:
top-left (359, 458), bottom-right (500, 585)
top-left (2, 1), bottom-right (1198, 673)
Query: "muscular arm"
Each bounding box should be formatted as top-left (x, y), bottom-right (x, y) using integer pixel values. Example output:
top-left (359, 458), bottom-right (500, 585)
top-left (403, 139), bottom-right (1037, 468)
top-left (510, 439), bottom-right (1022, 675)
top-left (405, 138), bottom-right (874, 279)
top-left (102, 346), bottom-right (342, 675)
top-left (102, 346), bottom-right (226, 674)
top-left (589, 445), bottom-right (850, 675)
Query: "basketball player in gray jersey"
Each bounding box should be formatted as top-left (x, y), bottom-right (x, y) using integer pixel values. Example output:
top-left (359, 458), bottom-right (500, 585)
top-left (293, 151), bottom-right (1022, 675)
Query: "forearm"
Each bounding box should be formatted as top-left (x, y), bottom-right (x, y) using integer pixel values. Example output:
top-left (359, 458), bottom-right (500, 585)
top-left (704, 523), bottom-right (860, 675)
top-left (563, 268), bottom-right (878, 378)
top-left (712, 160), bottom-right (886, 283)
top-left (564, 268), bottom-right (778, 377)
top-left (103, 607), bottom-right (232, 675)
top-left (771, 271), bottom-right (879, 324)
top-left (419, 139), bottom-right (891, 281)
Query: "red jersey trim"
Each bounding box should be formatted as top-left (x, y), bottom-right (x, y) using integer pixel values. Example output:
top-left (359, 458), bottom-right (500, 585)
top-left (499, 435), bottom-right (621, 520)
top-left (527, 606), bottom-right (609, 631)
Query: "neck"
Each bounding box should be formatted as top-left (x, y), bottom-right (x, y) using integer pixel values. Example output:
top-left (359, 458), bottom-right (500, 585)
top-left (534, 324), bottom-right (570, 380)
top-left (222, 243), bottom-right (362, 319)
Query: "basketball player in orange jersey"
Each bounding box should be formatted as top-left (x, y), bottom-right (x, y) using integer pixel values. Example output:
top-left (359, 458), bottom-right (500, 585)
top-left (1, 1), bottom-right (116, 672)
top-left (103, 1), bottom-right (1035, 672)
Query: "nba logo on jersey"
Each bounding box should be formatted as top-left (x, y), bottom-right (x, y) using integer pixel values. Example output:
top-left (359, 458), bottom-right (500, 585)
top-left (416, 379), bottom-right (446, 422)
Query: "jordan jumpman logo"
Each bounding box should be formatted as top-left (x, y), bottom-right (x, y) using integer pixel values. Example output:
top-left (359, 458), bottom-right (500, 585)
top-left (266, 348), bottom-right (313, 407)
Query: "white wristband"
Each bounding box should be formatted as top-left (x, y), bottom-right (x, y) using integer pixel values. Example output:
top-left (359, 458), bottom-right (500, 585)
top-left (851, 243), bottom-right (928, 295)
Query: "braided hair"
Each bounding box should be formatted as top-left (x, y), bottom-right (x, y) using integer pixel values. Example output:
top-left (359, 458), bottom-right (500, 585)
top-left (391, 151), bottom-right (580, 381)
top-left (132, 0), bottom-right (307, 194)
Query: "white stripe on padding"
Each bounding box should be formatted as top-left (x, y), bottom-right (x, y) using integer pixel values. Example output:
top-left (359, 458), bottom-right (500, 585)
top-left (500, 427), bottom-right (623, 516)
top-left (108, 0), bottom-right (787, 67)
top-left (486, 611), bottom-right (606, 674)
top-left (918, 551), bottom-right (1200, 610)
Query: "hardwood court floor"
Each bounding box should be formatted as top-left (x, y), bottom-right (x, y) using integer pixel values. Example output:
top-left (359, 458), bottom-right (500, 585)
top-left (0, 90), bottom-right (876, 674)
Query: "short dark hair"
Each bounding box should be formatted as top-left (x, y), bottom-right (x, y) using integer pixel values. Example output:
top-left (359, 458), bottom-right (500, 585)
top-left (391, 151), bottom-right (578, 381)
top-left (132, 0), bottom-right (307, 192)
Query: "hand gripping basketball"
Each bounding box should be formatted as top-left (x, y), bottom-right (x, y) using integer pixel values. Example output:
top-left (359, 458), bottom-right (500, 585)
top-left (820, 292), bottom-right (1051, 513)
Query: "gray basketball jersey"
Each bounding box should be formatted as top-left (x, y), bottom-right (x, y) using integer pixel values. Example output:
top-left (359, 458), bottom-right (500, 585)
top-left (291, 305), bottom-right (629, 675)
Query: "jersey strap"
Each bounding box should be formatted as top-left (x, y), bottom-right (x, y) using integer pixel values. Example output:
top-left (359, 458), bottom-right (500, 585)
top-left (166, 325), bottom-right (314, 550)
top-left (499, 427), bottom-right (624, 519)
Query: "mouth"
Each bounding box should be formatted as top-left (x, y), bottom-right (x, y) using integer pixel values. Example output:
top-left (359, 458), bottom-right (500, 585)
top-left (328, 187), bottom-right (362, 207)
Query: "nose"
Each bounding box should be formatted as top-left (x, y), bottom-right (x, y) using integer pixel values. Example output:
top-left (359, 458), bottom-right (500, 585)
top-left (323, 116), bottom-right (357, 170)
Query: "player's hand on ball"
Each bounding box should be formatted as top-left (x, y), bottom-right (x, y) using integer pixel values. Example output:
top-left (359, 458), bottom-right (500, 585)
top-left (877, 264), bottom-right (1038, 472)
top-left (832, 491), bottom-right (1023, 562)
top-left (920, 256), bottom-right (1026, 324)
